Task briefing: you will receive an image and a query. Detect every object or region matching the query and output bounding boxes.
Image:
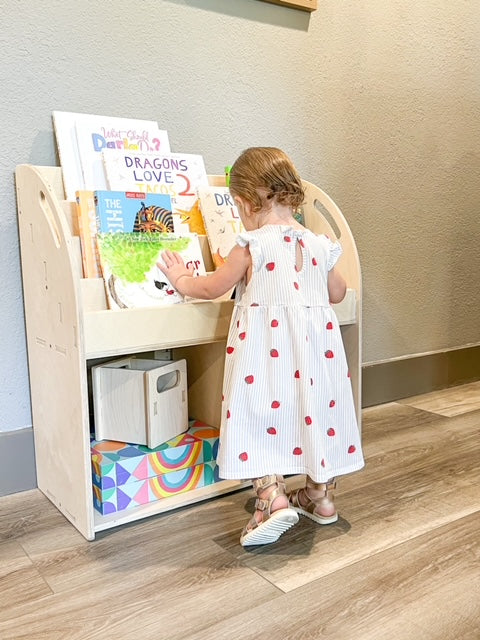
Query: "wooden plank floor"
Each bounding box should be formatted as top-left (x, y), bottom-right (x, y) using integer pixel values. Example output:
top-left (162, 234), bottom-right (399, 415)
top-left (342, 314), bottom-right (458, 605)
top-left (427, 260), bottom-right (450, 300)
top-left (1, 382), bottom-right (479, 639)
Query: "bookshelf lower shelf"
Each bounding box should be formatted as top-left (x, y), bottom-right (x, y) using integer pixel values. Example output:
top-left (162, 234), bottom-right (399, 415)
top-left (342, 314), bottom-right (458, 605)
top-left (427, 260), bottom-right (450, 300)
top-left (93, 478), bottom-right (251, 533)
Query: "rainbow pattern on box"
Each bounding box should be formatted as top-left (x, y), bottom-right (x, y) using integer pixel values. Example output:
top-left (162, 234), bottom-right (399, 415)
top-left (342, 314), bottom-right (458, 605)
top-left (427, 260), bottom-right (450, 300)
top-left (91, 419), bottom-right (220, 515)
top-left (93, 461), bottom-right (219, 514)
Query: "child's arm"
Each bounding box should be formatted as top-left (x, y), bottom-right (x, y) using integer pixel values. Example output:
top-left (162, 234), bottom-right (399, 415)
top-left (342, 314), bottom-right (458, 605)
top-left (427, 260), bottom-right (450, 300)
top-left (157, 244), bottom-right (251, 300)
top-left (327, 266), bottom-right (347, 304)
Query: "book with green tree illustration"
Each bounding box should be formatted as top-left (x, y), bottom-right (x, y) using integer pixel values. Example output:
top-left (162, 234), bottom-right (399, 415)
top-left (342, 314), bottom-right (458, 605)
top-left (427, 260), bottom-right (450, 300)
top-left (96, 232), bottom-right (206, 309)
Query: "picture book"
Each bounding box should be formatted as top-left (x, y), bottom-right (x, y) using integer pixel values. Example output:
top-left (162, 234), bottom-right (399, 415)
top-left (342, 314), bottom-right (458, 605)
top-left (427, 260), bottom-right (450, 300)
top-left (52, 111), bottom-right (170, 200)
top-left (96, 232), bottom-right (206, 309)
top-left (75, 190), bottom-right (102, 278)
top-left (53, 111), bottom-right (85, 201)
top-left (102, 150), bottom-right (208, 235)
top-left (197, 185), bottom-right (244, 268)
top-left (94, 191), bottom-right (173, 235)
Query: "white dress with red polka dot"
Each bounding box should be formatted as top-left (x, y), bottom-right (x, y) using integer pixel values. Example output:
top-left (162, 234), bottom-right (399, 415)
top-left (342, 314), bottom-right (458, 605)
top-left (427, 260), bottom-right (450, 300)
top-left (216, 225), bottom-right (364, 482)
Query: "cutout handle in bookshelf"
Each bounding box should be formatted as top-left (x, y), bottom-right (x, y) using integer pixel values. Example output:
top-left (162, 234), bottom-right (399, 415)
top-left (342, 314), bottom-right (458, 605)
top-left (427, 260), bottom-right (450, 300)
top-left (314, 199), bottom-right (342, 239)
top-left (39, 190), bottom-right (61, 248)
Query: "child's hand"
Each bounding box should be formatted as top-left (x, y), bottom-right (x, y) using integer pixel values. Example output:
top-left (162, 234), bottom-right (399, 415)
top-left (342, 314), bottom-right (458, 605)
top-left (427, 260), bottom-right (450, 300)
top-left (157, 250), bottom-right (194, 293)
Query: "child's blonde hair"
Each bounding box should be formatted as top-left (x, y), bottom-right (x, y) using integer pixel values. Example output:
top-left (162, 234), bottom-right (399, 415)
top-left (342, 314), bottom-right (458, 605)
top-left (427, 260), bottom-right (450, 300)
top-left (229, 147), bottom-right (305, 214)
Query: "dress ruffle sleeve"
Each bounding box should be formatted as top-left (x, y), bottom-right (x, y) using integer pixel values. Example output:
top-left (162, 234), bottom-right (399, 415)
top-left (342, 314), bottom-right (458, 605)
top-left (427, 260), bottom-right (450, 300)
top-left (325, 236), bottom-right (343, 270)
top-left (236, 232), bottom-right (264, 270)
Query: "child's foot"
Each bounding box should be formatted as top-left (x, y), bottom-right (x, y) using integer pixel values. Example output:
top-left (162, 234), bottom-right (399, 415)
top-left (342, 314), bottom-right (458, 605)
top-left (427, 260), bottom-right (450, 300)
top-left (288, 478), bottom-right (338, 525)
top-left (240, 474), bottom-right (299, 547)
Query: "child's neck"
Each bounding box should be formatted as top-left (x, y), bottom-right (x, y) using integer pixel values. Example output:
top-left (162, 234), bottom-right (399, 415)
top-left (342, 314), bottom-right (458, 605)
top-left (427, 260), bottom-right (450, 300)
top-left (256, 203), bottom-right (302, 229)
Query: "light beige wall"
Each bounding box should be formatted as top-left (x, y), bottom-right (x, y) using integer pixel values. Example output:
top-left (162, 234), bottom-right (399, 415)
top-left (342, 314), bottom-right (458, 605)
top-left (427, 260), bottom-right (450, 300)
top-left (314, 2), bottom-right (480, 364)
top-left (1, 0), bottom-right (479, 436)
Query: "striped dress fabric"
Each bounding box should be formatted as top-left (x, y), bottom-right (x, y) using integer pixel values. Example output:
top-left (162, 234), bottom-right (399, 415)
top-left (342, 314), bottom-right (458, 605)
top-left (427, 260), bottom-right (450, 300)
top-left (216, 225), bottom-right (365, 482)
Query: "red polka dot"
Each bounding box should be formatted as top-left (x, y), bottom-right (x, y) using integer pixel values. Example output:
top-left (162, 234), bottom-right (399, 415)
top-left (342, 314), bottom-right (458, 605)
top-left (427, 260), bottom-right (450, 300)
top-left (347, 371), bottom-right (351, 378)
top-left (310, 378), bottom-right (313, 386)
top-left (294, 282), bottom-right (299, 290)
top-left (293, 447), bottom-right (303, 455)
top-left (245, 375), bottom-right (254, 384)
top-left (325, 350), bottom-right (334, 358)
top-left (329, 400), bottom-right (335, 408)
top-left (266, 262), bottom-right (275, 271)
top-left (250, 302), bottom-right (259, 307)
top-left (284, 236), bottom-right (291, 242)
top-left (226, 410), bottom-right (231, 418)
top-left (305, 416), bottom-right (312, 425)
top-left (326, 321), bottom-right (333, 330)
top-left (226, 346), bottom-right (234, 354)
top-left (271, 400), bottom-right (280, 409)
top-left (312, 258), bottom-right (318, 266)
top-left (321, 458), bottom-right (325, 467)
top-left (294, 370), bottom-right (300, 379)
top-left (298, 239), bottom-right (305, 248)
top-left (270, 349), bottom-right (279, 358)
top-left (348, 445), bottom-right (356, 454)
top-left (267, 427), bottom-right (277, 435)
top-left (327, 428), bottom-right (336, 436)
top-left (237, 320), bottom-right (240, 328)
top-left (239, 332), bottom-right (246, 340)
top-left (239, 452), bottom-right (248, 461)
top-left (271, 319), bottom-right (279, 327)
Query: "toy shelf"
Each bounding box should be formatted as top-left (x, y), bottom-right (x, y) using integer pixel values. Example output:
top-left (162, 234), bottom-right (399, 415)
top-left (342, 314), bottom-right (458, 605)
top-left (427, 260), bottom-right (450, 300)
top-left (15, 164), bottom-right (361, 541)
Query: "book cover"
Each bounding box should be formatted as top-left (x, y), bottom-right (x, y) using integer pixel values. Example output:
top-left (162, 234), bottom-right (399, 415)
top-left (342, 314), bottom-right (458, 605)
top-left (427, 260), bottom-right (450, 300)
top-left (76, 115), bottom-right (170, 193)
top-left (75, 190), bottom-right (102, 278)
top-left (197, 185), bottom-right (244, 268)
top-left (96, 232), bottom-right (206, 309)
top-left (94, 190), bottom-right (174, 234)
top-left (102, 150), bottom-right (208, 235)
top-left (52, 111), bottom-right (170, 200)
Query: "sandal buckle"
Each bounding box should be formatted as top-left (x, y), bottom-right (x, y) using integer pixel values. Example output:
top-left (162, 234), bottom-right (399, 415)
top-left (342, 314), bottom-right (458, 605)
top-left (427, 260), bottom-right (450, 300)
top-left (253, 474), bottom-right (277, 491)
top-left (254, 497), bottom-right (269, 512)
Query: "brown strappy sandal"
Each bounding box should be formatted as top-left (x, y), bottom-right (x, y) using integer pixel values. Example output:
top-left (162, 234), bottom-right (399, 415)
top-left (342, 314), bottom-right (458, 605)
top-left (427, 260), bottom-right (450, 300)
top-left (288, 477), bottom-right (338, 525)
top-left (240, 474), bottom-right (299, 547)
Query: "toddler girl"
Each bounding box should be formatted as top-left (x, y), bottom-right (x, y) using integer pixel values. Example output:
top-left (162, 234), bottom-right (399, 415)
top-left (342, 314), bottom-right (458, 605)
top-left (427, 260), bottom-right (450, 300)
top-left (158, 147), bottom-right (364, 546)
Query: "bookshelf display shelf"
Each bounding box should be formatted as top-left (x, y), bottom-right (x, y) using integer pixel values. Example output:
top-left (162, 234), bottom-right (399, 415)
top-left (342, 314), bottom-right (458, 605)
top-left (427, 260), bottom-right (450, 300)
top-left (16, 164), bottom-right (362, 541)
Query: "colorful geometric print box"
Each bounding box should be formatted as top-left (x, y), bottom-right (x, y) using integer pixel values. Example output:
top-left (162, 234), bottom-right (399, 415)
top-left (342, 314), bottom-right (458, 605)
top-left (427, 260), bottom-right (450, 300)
top-left (91, 420), bottom-right (220, 515)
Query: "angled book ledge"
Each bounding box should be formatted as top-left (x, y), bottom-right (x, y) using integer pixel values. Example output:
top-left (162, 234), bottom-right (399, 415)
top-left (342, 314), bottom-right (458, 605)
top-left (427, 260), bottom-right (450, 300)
top-left (15, 164), bottom-right (361, 540)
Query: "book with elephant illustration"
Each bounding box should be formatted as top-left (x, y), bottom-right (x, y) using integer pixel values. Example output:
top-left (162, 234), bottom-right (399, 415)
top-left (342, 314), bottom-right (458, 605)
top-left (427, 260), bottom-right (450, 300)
top-left (96, 232), bottom-right (206, 309)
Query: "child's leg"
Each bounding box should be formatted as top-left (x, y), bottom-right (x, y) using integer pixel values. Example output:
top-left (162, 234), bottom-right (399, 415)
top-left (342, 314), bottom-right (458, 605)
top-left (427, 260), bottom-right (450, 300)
top-left (288, 476), bottom-right (338, 525)
top-left (240, 474), bottom-right (299, 547)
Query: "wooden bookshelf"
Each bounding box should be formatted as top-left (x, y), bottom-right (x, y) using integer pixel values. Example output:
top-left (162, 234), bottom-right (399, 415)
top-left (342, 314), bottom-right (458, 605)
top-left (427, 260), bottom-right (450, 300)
top-left (15, 165), bottom-right (361, 540)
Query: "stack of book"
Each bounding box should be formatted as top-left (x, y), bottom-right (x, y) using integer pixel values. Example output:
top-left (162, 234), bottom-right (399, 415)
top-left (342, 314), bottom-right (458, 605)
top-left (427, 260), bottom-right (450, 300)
top-left (53, 110), bottom-right (245, 308)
